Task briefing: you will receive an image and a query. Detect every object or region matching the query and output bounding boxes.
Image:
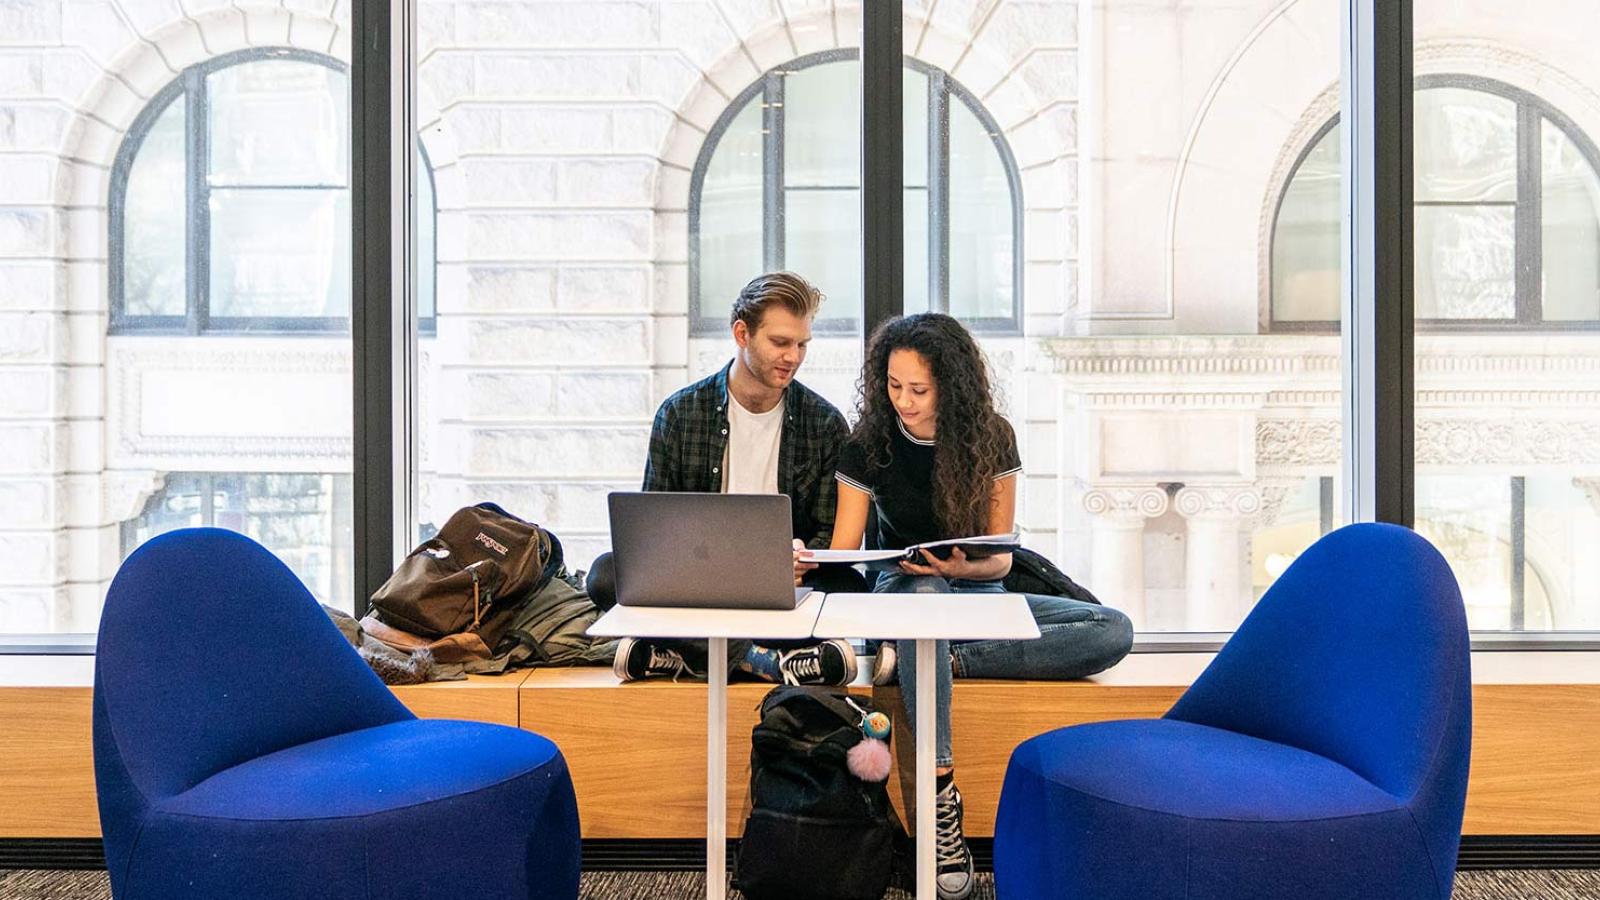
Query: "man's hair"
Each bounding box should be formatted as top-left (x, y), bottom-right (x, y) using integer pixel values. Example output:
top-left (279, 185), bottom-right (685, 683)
top-left (730, 271), bottom-right (823, 334)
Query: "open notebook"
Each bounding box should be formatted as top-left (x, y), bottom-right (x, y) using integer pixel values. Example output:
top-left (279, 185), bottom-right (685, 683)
top-left (805, 532), bottom-right (1021, 571)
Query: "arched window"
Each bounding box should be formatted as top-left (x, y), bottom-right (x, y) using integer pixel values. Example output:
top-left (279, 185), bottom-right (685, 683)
top-left (110, 48), bottom-right (439, 335)
top-left (1271, 76), bottom-right (1600, 330)
top-left (690, 50), bottom-right (1022, 334)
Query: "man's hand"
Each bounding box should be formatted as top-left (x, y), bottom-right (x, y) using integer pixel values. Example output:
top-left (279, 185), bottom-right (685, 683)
top-left (793, 538), bottom-right (818, 586)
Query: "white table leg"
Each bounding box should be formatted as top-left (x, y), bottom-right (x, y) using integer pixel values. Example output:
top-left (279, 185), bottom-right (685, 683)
top-left (707, 636), bottom-right (727, 900)
top-left (916, 638), bottom-right (936, 900)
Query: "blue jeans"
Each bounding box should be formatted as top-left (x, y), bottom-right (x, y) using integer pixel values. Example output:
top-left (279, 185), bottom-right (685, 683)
top-left (874, 572), bottom-right (1135, 767)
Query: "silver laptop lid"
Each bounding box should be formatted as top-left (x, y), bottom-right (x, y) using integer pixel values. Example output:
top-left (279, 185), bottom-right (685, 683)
top-left (608, 492), bottom-right (802, 610)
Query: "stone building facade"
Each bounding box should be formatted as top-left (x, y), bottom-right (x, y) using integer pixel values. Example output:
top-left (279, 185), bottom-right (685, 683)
top-left (2, 0), bottom-right (1597, 634)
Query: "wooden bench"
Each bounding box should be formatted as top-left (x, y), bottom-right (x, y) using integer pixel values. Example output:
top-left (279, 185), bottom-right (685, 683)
top-left (3, 653), bottom-right (1598, 839)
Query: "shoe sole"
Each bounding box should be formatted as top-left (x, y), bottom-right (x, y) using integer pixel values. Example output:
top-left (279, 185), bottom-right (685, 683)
top-left (612, 637), bottom-right (637, 681)
top-left (871, 645), bottom-right (897, 686)
top-left (830, 638), bottom-right (859, 685)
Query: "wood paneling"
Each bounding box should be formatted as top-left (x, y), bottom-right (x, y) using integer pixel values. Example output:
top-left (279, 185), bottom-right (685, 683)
top-left (1465, 684), bottom-right (1600, 833)
top-left (0, 687), bottom-right (98, 837)
top-left (391, 671), bottom-right (529, 726)
top-left (3, 673), bottom-right (1596, 839)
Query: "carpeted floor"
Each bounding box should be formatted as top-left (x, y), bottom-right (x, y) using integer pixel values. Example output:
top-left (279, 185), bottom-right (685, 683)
top-left (3, 869), bottom-right (1599, 899)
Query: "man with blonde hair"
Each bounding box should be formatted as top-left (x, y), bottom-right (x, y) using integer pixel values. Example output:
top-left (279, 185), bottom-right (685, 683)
top-left (594, 271), bottom-right (866, 683)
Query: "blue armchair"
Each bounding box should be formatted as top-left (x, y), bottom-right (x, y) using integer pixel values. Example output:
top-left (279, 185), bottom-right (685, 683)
top-left (994, 523), bottom-right (1471, 899)
top-left (94, 528), bottom-right (581, 900)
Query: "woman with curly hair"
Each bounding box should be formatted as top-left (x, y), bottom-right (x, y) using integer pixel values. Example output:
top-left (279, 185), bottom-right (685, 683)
top-left (825, 313), bottom-right (1134, 900)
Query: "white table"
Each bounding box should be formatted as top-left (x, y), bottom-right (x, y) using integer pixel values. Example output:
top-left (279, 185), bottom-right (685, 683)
top-left (587, 592), bottom-right (826, 900)
top-left (812, 593), bottom-right (1040, 900)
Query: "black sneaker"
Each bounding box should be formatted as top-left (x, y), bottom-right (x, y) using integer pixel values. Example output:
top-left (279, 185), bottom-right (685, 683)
top-left (777, 639), bottom-right (858, 686)
top-left (613, 637), bottom-right (697, 682)
top-left (935, 781), bottom-right (976, 900)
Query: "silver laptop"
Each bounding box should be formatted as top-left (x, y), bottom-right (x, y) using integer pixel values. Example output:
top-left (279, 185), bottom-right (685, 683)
top-left (608, 492), bottom-right (813, 610)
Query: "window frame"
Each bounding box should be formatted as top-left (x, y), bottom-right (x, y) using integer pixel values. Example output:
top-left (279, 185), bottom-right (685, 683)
top-left (1270, 73), bottom-right (1600, 333)
top-left (687, 49), bottom-right (1024, 336)
top-left (109, 47), bottom-right (354, 335)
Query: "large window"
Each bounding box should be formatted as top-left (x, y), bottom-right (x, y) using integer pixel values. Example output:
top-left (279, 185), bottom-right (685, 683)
top-left (1272, 76), bottom-right (1600, 330)
top-left (690, 51), bottom-right (1022, 334)
top-left (111, 49), bottom-right (353, 334)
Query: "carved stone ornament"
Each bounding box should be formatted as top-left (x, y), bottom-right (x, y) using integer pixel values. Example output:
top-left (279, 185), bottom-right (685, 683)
top-left (1414, 420), bottom-right (1600, 466)
top-left (1082, 485), bottom-right (1170, 520)
top-left (1257, 419), bottom-right (1341, 467)
top-left (1174, 485), bottom-right (1263, 520)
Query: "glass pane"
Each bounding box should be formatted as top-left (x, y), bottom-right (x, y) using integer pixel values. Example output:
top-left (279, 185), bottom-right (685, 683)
top-left (1415, 87), bottom-right (1517, 203)
top-left (904, 67), bottom-right (928, 188)
top-left (948, 97), bottom-right (1013, 320)
top-left (410, 4), bottom-right (863, 567)
top-left (123, 96), bottom-right (188, 317)
top-left (209, 59), bottom-right (349, 187)
top-left (1271, 125), bottom-right (1341, 322)
top-left (1418, 0), bottom-right (1600, 635)
top-left (209, 189), bottom-right (351, 319)
top-left (1029, 0), bottom-right (1342, 633)
top-left (699, 99), bottom-right (764, 318)
top-left (785, 188), bottom-right (861, 324)
top-left (1416, 476), bottom-right (1515, 630)
top-left (123, 474), bottom-right (354, 611)
top-left (784, 61), bottom-right (860, 187)
top-left (1415, 204), bottom-right (1515, 319)
top-left (1522, 476), bottom-right (1600, 630)
top-left (905, 188), bottom-right (929, 312)
top-left (1249, 476), bottom-right (1335, 601)
top-left (1541, 118), bottom-right (1600, 321)
top-left (8, 32), bottom-right (355, 636)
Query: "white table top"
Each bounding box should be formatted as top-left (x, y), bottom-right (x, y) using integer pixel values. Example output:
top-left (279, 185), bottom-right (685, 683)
top-left (812, 592), bottom-right (1041, 641)
top-left (587, 590), bottom-right (825, 640)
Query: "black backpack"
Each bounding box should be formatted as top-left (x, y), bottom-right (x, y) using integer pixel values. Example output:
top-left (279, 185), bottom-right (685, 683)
top-left (1003, 546), bottom-right (1102, 605)
top-left (735, 686), bottom-right (907, 900)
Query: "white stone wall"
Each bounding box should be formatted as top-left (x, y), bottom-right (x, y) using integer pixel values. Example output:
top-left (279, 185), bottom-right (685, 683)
top-left (4, 0), bottom-right (1598, 633)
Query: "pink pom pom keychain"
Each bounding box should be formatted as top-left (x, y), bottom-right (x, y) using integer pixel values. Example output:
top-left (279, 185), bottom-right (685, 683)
top-left (847, 736), bottom-right (893, 783)
top-left (844, 698), bottom-right (894, 783)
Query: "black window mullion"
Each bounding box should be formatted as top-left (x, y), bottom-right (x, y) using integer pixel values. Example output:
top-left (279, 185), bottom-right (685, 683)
top-left (1516, 101), bottom-right (1543, 326)
top-left (861, 0), bottom-right (904, 336)
top-left (186, 68), bottom-right (209, 336)
top-left (929, 70), bottom-right (949, 313)
top-left (764, 72), bottom-right (785, 271)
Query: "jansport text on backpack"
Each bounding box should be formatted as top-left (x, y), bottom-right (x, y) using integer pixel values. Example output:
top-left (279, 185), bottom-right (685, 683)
top-left (367, 503), bottom-right (562, 658)
top-left (735, 686), bottom-right (906, 900)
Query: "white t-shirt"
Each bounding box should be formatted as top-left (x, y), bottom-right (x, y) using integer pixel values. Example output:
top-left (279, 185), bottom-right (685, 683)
top-left (720, 391), bottom-right (785, 495)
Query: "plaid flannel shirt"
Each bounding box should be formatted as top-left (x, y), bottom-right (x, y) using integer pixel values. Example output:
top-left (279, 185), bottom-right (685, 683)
top-left (642, 361), bottom-right (849, 549)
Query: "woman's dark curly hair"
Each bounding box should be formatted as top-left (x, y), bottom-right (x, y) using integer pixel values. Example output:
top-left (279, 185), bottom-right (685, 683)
top-left (853, 313), bottom-right (1011, 538)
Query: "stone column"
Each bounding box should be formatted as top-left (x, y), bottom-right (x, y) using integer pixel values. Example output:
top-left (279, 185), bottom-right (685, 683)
top-left (1081, 486), bottom-right (1170, 630)
top-left (1174, 485), bottom-right (1262, 631)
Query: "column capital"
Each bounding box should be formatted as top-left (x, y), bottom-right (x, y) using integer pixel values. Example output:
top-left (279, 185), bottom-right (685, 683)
top-left (1082, 484), bottom-right (1169, 520)
top-left (1174, 484), bottom-right (1262, 520)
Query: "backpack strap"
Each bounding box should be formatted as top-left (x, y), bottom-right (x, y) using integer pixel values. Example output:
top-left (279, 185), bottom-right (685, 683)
top-left (763, 685), bottom-right (869, 729)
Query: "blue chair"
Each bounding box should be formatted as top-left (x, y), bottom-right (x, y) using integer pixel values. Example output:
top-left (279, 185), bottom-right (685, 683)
top-left (94, 528), bottom-right (581, 900)
top-left (994, 523), bottom-right (1471, 899)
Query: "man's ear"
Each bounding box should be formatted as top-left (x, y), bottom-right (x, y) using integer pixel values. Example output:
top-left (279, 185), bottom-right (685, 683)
top-left (732, 319), bottom-right (751, 349)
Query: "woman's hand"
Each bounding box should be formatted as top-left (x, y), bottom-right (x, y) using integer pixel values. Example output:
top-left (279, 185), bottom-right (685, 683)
top-left (899, 546), bottom-right (1010, 582)
top-left (793, 538), bottom-right (818, 586)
